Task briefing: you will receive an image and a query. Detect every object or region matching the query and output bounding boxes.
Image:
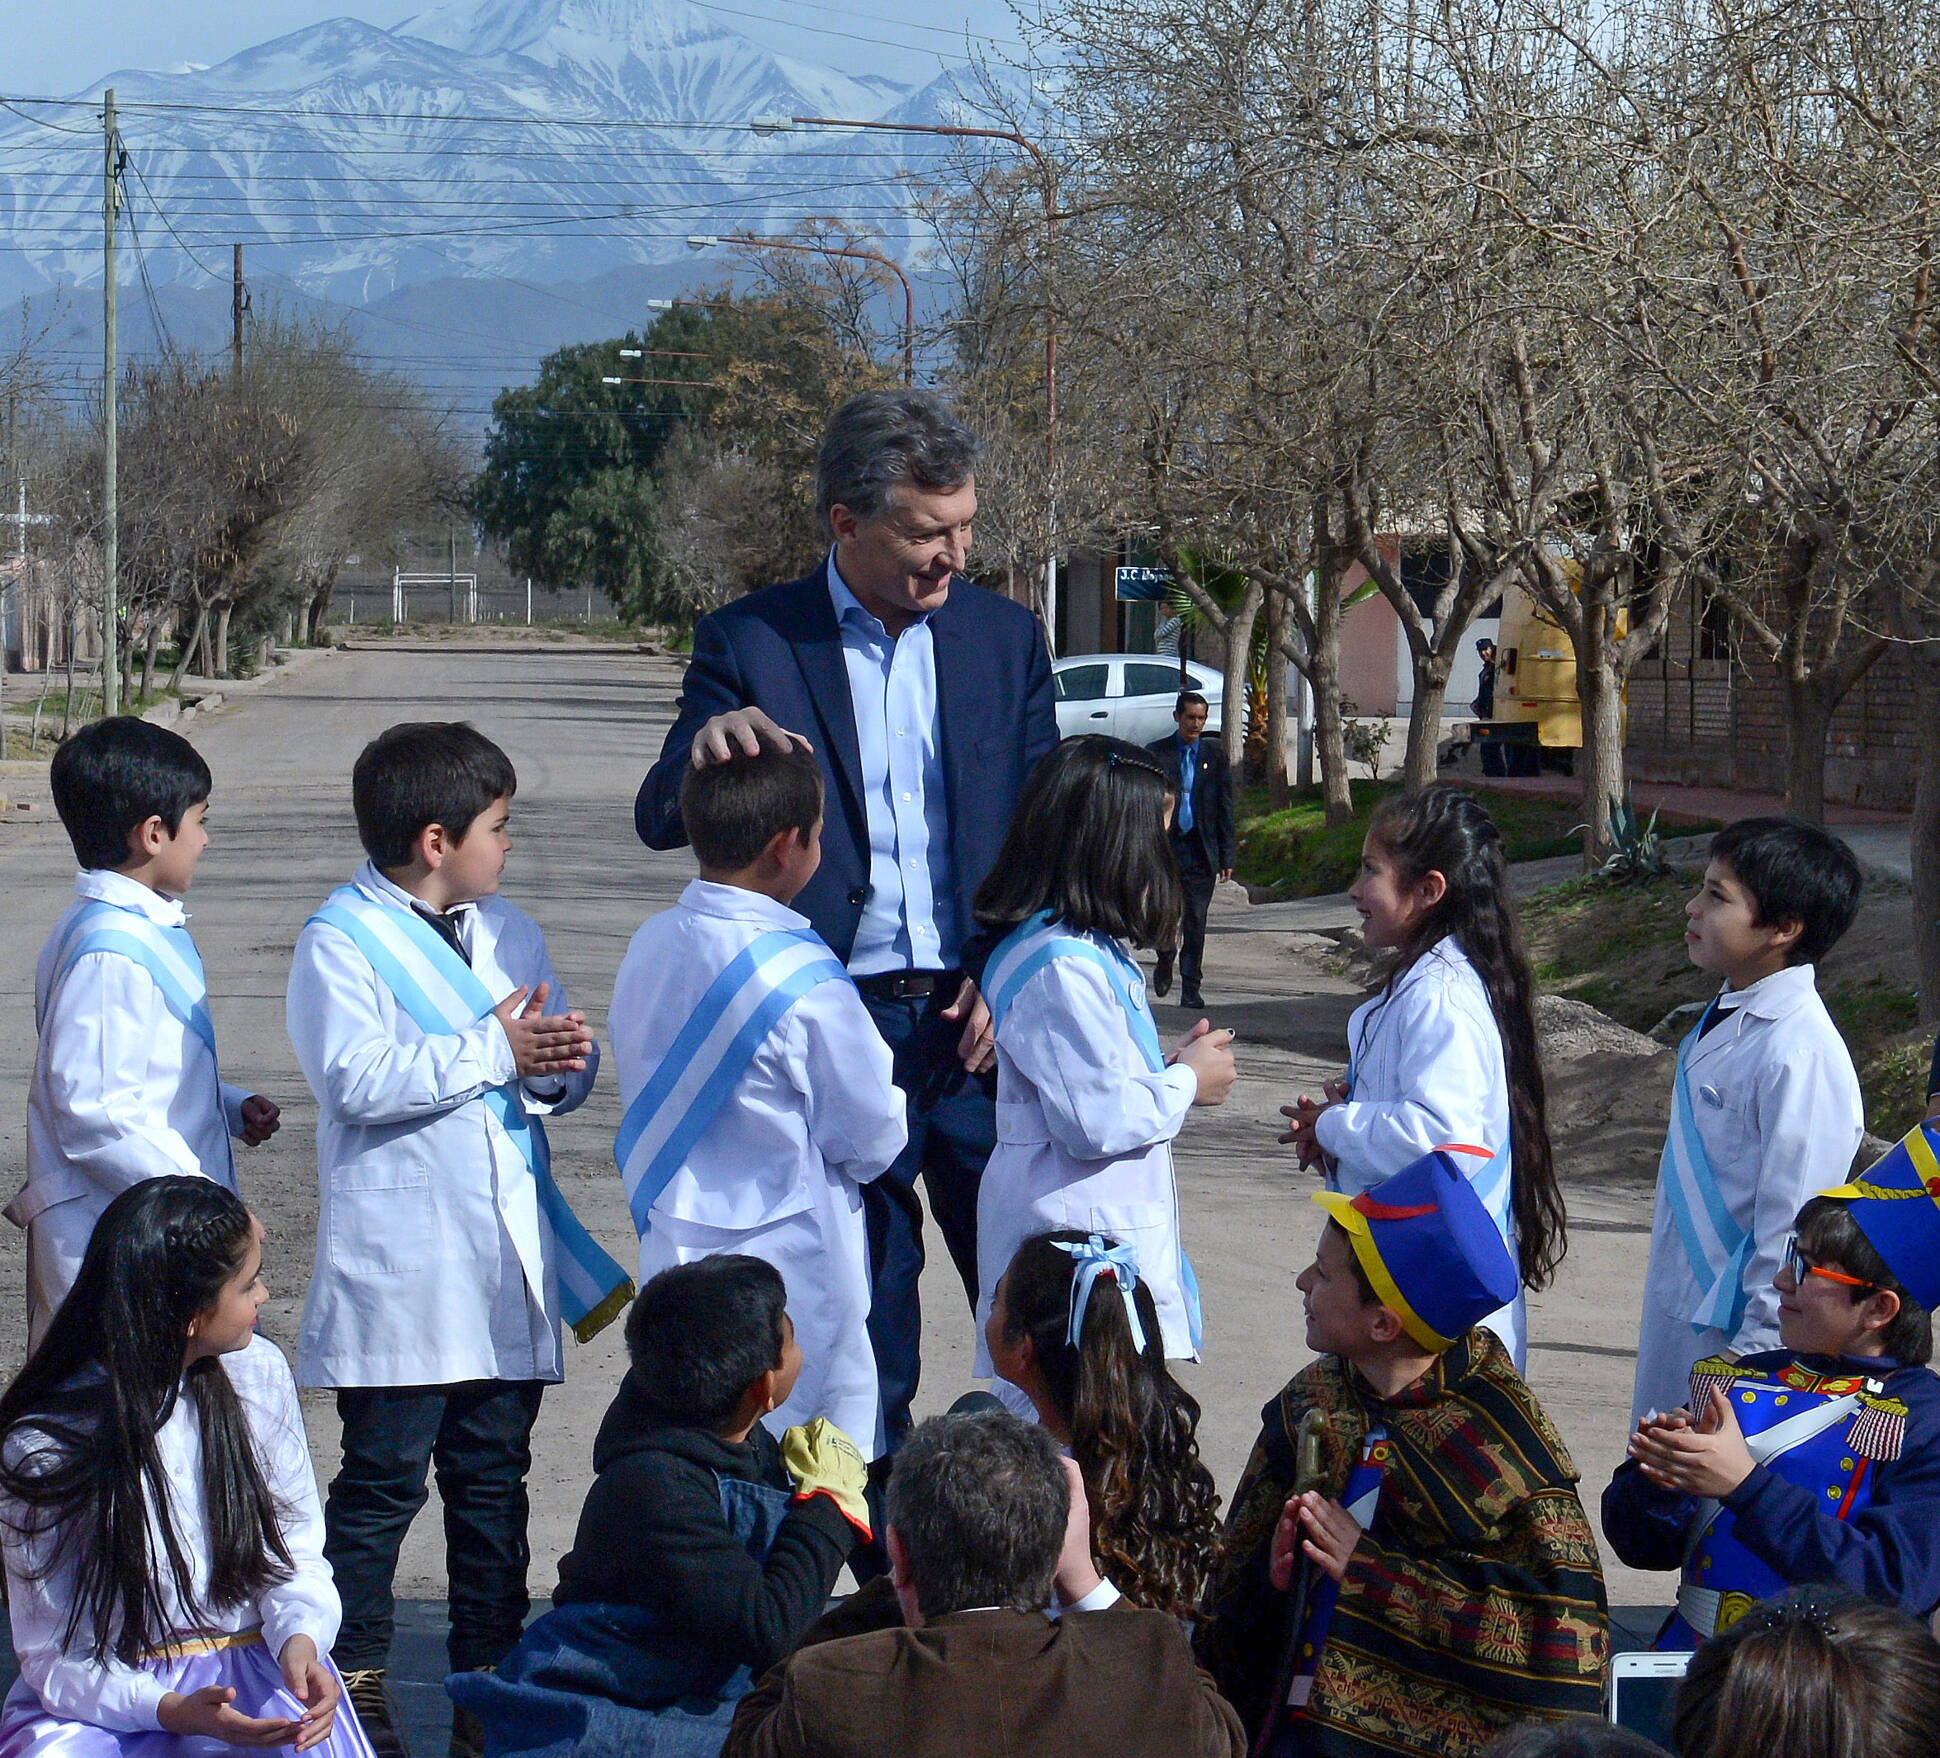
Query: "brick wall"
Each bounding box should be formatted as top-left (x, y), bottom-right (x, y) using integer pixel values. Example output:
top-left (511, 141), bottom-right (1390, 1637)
top-left (1627, 594), bottom-right (1923, 809)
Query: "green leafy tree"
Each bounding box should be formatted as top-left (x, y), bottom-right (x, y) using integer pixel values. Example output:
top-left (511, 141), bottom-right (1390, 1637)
top-left (471, 308), bottom-right (716, 614)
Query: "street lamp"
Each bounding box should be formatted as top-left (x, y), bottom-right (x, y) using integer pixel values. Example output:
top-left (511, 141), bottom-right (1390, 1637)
top-left (766, 115), bottom-right (1062, 642)
top-left (686, 231), bottom-right (914, 387)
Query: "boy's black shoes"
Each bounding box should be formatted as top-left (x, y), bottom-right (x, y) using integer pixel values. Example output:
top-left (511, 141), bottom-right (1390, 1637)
top-left (1181, 988), bottom-right (1204, 1010)
top-left (1153, 953), bottom-right (1174, 998)
top-left (341, 1667), bottom-right (410, 1758)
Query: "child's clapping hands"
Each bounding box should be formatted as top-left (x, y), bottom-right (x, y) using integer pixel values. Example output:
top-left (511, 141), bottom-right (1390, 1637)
top-left (492, 980), bottom-right (594, 1077)
top-left (1628, 1389), bottom-right (1757, 1499)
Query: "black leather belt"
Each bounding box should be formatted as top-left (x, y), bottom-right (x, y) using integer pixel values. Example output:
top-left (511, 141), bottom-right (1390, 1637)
top-left (855, 968), bottom-right (963, 1002)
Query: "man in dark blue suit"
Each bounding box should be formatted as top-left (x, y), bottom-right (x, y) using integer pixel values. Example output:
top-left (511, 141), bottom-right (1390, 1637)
top-left (1146, 690), bottom-right (1234, 1010)
top-left (636, 390), bottom-right (1058, 1451)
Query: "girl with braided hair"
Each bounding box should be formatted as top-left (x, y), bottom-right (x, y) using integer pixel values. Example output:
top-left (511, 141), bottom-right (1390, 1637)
top-left (971, 736), bottom-right (1237, 1397)
top-left (985, 1229), bottom-right (1220, 1620)
top-left (1279, 783), bottom-right (1566, 1368)
top-left (0, 1176), bottom-right (371, 1758)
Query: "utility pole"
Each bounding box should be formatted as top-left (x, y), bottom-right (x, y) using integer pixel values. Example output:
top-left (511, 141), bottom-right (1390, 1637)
top-left (231, 244), bottom-right (246, 376)
top-left (101, 88), bottom-right (121, 716)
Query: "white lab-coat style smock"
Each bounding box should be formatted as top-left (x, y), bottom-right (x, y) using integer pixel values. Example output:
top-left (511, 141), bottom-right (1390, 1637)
top-left (0, 1336), bottom-right (338, 1733)
top-left (611, 881), bottom-right (907, 1453)
top-left (974, 941), bottom-right (1201, 1382)
top-left (12, 870), bottom-right (251, 1338)
top-left (1631, 963), bottom-right (1863, 1426)
top-left (288, 864), bottom-right (598, 1390)
top-left (1313, 938), bottom-right (1526, 1366)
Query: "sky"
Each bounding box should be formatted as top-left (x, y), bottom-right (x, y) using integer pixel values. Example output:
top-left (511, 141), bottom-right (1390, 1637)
top-left (2, 0), bottom-right (1033, 95)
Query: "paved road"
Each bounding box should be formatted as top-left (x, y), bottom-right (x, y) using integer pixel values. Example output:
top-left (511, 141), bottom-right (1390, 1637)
top-left (0, 641), bottom-right (1665, 1644)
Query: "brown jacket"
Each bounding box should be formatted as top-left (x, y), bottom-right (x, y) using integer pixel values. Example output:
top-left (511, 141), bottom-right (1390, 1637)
top-left (723, 1580), bottom-right (1246, 1758)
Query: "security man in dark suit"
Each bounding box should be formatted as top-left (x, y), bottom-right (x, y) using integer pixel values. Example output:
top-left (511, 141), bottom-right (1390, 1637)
top-left (1146, 690), bottom-right (1234, 1010)
top-left (637, 390), bottom-right (1059, 1454)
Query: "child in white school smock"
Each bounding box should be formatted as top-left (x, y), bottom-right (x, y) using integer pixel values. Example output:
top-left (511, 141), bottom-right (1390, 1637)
top-left (971, 736), bottom-right (1237, 1401)
top-left (287, 723), bottom-right (627, 1758)
top-left (11, 719), bottom-right (280, 1345)
top-left (1279, 785), bottom-right (1568, 1369)
top-left (0, 1178), bottom-right (368, 1758)
top-left (610, 748), bottom-right (907, 1457)
top-left (1628, 817), bottom-right (1865, 1427)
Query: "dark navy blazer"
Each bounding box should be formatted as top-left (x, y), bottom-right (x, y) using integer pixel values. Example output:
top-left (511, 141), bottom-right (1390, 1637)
top-left (635, 562), bottom-right (1059, 965)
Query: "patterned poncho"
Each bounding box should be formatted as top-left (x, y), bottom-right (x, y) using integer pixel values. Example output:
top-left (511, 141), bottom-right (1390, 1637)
top-left (1195, 1329), bottom-right (1608, 1757)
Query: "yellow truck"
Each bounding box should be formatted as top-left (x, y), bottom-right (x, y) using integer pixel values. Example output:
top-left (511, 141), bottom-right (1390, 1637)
top-left (1466, 576), bottom-right (1625, 775)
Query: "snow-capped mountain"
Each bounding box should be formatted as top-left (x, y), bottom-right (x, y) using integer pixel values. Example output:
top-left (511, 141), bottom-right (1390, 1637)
top-left (0, 0), bottom-right (1018, 319)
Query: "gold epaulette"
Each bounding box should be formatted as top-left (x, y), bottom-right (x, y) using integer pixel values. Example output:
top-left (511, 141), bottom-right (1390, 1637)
top-left (1686, 1355), bottom-right (1908, 1461)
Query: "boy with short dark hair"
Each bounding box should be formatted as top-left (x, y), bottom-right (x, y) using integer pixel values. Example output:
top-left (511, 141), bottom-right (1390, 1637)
top-left (288, 720), bottom-right (629, 1758)
top-left (1631, 816), bottom-right (1865, 1425)
top-left (610, 746), bottom-right (906, 1456)
top-left (449, 1256), bottom-right (871, 1758)
top-left (1608, 1146), bottom-right (1940, 1643)
top-left (10, 716), bottom-right (279, 1341)
top-left (1197, 1152), bottom-right (1609, 1756)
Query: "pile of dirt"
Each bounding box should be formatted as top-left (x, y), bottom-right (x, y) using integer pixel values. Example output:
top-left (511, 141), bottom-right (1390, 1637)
top-left (1537, 993), bottom-right (1664, 1064)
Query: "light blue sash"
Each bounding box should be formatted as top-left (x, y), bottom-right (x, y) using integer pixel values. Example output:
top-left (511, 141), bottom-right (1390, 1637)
top-left (984, 913), bottom-right (1200, 1349)
top-left (43, 898), bottom-right (217, 1056)
top-left (613, 926), bottom-right (851, 1234)
top-left (984, 912), bottom-right (1165, 1072)
top-left (310, 889), bottom-right (632, 1341)
top-left (1659, 999), bottom-right (1753, 1336)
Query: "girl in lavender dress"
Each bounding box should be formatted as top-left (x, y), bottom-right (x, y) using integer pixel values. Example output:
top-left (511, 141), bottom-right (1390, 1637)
top-left (0, 1176), bottom-right (374, 1758)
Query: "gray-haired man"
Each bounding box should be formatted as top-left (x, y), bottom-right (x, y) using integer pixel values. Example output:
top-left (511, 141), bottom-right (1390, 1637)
top-left (636, 391), bottom-right (1060, 1455)
top-left (723, 1411), bottom-right (1246, 1758)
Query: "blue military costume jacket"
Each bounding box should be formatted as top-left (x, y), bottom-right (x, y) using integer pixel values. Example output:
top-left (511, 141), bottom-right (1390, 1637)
top-left (1603, 1350), bottom-right (1940, 1635)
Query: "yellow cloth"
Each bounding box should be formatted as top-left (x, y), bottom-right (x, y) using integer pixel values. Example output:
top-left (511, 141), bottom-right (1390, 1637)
top-left (779, 1416), bottom-right (872, 1538)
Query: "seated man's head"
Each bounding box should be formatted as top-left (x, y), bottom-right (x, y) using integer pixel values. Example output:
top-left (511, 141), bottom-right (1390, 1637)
top-left (1779, 1196), bottom-right (1931, 1364)
top-left (678, 746), bottom-right (823, 900)
top-left (625, 1256), bottom-right (803, 1440)
top-left (885, 1410), bottom-right (1067, 1624)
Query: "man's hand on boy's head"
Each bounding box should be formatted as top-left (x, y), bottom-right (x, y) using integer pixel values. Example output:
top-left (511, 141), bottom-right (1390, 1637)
top-left (1270, 1491), bottom-right (1363, 1589)
top-left (238, 1095), bottom-right (281, 1146)
top-left (492, 982), bottom-right (594, 1077)
top-left (1629, 1388), bottom-right (1755, 1499)
top-left (691, 706), bottom-right (814, 767)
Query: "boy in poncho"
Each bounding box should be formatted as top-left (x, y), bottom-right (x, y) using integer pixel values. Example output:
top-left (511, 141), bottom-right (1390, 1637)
top-left (1196, 1151), bottom-right (1608, 1757)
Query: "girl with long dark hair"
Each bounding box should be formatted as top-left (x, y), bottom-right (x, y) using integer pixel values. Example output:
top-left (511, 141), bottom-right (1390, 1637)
top-left (0, 1176), bottom-right (371, 1758)
top-left (971, 735), bottom-right (1237, 1393)
top-left (986, 1230), bottom-right (1220, 1621)
top-left (1280, 783), bottom-right (1565, 1367)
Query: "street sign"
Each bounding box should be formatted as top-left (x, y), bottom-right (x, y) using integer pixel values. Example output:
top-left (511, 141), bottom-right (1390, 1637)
top-left (1115, 564), bottom-right (1172, 601)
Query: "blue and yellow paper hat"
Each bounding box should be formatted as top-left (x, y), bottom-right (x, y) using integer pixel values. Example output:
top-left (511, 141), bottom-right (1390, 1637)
top-left (1312, 1149), bottom-right (1520, 1351)
top-left (1819, 1121), bottom-right (1940, 1311)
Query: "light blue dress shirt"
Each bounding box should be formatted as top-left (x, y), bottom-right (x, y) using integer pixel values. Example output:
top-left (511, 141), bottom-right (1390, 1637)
top-left (828, 553), bottom-right (960, 976)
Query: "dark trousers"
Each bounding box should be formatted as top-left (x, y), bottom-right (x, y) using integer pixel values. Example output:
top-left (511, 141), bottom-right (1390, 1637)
top-left (860, 989), bottom-right (996, 1454)
top-left (325, 1379), bottom-right (546, 1675)
top-left (1168, 836), bottom-right (1217, 995)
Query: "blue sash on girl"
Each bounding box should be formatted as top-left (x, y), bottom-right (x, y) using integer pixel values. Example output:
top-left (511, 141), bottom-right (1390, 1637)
top-left (613, 928), bottom-right (852, 1235)
top-left (984, 912), bottom-right (1202, 1349)
top-left (1659, 999), bottom-right (1753, 1337)
top-left (1282, 1426), bottom-right (1390, 1720)
top-left (310, 889), bottom-right (632, 1342)
top-left (42, 898), bottom-right (218, 1057)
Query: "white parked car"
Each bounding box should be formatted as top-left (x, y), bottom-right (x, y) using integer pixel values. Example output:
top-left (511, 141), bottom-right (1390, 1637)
top-left (1052, 654), bottom-right (1224, 746)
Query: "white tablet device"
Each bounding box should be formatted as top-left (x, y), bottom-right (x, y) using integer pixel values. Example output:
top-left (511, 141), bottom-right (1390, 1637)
top-left (1607, 1650), bottom-right (1692, 1747)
